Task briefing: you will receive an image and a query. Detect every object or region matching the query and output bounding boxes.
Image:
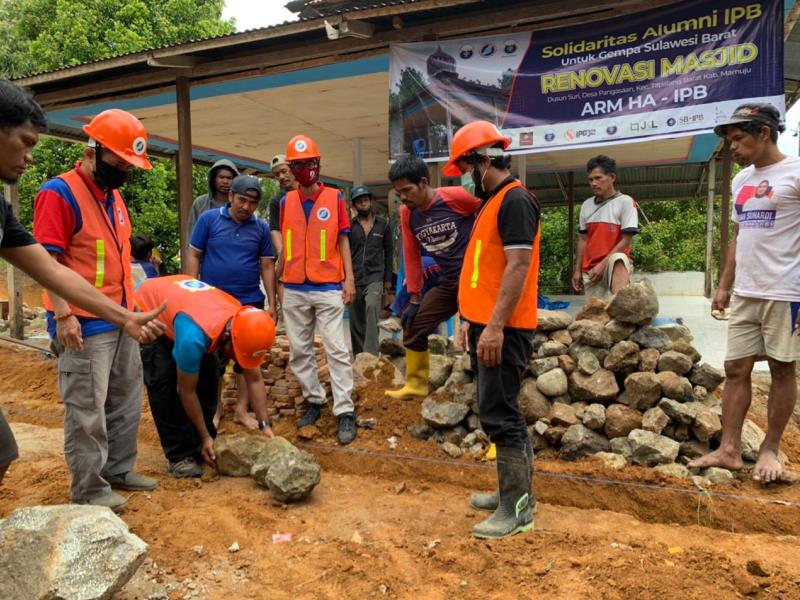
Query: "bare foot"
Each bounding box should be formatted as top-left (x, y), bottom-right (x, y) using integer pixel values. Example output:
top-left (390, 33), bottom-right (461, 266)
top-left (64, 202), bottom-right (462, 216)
top-left (234, 411), bottom-right (259, 430)
top-left (753, 449), bottom-right (783, 484)
top-left (687, 448), bottom-right (744, 471)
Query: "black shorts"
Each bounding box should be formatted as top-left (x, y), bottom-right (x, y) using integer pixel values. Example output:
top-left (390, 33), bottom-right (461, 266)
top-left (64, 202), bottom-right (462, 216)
top-left (0, 409), bottom-right (19, 466)
top-left (220, 300), bottom-right (265, 374)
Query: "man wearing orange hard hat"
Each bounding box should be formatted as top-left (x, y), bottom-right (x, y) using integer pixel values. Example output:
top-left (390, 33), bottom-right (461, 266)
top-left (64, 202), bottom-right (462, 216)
top-left (32, 108), bottom-right (159, 512)
top-left (444, 120), bottom-right (541, 540)
top-left (279, 134), bottom-right (358, 445)
top-left (136, 275), bottom-right (276, 477)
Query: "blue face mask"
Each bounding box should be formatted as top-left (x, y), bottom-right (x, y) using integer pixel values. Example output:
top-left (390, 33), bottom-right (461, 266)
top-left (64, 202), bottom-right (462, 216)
top-left (461, 171), bottom-right (476, 196)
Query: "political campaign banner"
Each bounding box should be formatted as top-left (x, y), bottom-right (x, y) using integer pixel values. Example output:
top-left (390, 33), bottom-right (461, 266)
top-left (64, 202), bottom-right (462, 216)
top-left (388, 0), bottom-right (784, 161)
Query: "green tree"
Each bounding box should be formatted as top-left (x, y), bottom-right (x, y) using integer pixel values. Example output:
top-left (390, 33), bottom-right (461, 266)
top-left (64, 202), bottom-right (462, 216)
top-left (1, 0), bottom-right (236, 273)
top-left (389, 67), bottom-right (427, 108)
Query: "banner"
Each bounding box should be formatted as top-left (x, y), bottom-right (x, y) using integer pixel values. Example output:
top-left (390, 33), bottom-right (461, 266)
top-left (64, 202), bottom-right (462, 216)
top-left (388, 0), bottom-right (784, 161)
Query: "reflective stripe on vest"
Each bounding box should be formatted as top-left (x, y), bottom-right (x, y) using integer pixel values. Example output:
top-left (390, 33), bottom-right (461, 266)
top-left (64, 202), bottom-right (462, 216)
top-left (458, 180), bottom-right (539, 330)
top-left (281, 187), bottom-right (344, 284)
top-left (42, 169), bottom-right (134, 319)
top-left (134, 275), bottom-right (241, 347)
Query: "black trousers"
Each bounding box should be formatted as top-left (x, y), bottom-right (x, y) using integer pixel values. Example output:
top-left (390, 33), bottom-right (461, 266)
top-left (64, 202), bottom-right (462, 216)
top-left (141, 336), bottom-right (220, 463)
top-left (468, 325), bottom-right (534, 447)
top-left (403, 278), bottom-right (459, 352)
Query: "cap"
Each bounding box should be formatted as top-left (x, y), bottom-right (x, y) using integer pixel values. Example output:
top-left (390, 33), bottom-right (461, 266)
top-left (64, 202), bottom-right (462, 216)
top-left (351, 185), bottom-right (372, 201)
top-left (230, 175), bottom-right (262, 199)
top-left (713, 103), bottom-right (783, 136)
top-left (271, 154), bottom-right (287, 170)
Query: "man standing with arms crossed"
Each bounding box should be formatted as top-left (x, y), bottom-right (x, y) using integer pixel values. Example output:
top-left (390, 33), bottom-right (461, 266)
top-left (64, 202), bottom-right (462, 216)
top-left (385, 156), bottom-right (479, 399)
top-left (571, 155), bottom-right (638, 297)
top-left (689, 103), bottom-right (799, 484)
top-left (33, 108), bottom-right (163, 512)
top-left (444, 120), bottom-right (540, 539)
top-left (280, 135), bottom-right (357, 445)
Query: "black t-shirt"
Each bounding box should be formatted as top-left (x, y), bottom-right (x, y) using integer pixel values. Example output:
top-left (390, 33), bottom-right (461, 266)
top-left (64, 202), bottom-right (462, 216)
top-left (268, 192), bottom-right (283, 231)
top-left (0, 196), bottom-right (36, 249)
top-left (489, 177), bottom-right (540, 248)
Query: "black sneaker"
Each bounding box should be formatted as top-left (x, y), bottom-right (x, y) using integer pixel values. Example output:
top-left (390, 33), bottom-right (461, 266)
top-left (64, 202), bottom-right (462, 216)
top-left (337, 412), bottom-right (357, 445)
top-left (298, 403), bottom-right (324, 428)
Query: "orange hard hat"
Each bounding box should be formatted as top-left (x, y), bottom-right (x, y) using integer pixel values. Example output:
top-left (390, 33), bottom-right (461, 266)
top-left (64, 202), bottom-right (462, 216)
top-left (231, 306), bottom-right (276, 369)
top-left (83, 109), bottom-right (153, 170)
top-left (286, 134), bottom-right (320, 162)
top-left (442, 120), bottom-right (511, 176)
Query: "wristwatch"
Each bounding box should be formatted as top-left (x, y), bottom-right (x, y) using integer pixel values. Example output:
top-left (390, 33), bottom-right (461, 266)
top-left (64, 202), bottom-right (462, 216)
top-left (258, 419), bottom-right (271, 431)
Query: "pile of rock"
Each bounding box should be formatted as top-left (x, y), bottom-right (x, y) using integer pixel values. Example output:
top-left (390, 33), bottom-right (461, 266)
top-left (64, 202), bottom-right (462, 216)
top-left (221, 335), bottom-right (331, 420)
top-left (214, 433), bottom-right (321, 502)
top-left (409, 281), bottom-right (758, 478)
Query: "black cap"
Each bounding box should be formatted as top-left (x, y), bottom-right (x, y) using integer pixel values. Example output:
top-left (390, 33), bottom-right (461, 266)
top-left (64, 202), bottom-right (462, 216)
top-left (230, 175), bottom-right (262, 199)
top-left (714, 103), bottom-right (784, 136)
top-left (351, 185), bottom-right (372, 201)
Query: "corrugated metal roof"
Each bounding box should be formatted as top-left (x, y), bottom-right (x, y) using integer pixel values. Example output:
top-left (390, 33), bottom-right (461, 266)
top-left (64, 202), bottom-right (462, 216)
top-left (293, 0), bottom-right (427, 20)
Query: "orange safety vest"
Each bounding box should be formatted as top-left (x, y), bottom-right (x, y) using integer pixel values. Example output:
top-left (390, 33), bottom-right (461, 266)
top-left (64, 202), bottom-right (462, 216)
top-left (458, 180), bottom-right (540, 330)
top-left (134, 275), bottom-right (241, 350)
top-left (43, 170), bottom-right (134, 319)
top-left (281, 186), bottom-right (344, 284)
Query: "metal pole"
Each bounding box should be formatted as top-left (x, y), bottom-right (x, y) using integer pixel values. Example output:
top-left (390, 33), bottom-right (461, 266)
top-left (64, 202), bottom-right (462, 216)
top-left (567, 172), bottom-right (575, 294)
top-left (719, 142), bottom-right (732, 269)
top-left (4, 183), bottom-right (24, 339)
top-left (176, 76), bottom-right (194, 270)
top-left (704, 156), bottom-right (716, 297)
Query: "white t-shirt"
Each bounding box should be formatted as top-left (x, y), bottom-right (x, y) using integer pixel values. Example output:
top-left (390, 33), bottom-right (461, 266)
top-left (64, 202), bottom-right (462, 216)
top-left (732, 155), bottom-right (800, 301)
top-left (578, 192), bottom-right (638, 271)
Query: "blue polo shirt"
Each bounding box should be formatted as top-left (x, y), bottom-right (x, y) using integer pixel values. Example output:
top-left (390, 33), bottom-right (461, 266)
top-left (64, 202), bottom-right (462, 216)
top-left (190, 204), bottom-right (274, 305)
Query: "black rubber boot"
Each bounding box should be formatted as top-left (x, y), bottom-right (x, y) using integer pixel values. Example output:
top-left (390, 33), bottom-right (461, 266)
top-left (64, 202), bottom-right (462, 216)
top-left (297, 403), bottom-right (323, 428)
top-left (470, 436), bottom-right (535, 513)
top-left (472, 443), bottom-right (534, 539)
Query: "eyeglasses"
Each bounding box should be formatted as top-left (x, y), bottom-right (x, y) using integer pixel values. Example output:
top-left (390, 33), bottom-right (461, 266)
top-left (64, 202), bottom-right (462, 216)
top-left (289, 159), bottom-right (319, 171)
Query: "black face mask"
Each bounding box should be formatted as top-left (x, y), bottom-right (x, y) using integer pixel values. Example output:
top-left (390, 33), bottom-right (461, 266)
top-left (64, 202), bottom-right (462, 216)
top-left (94, 155), bottom-right (129, 190)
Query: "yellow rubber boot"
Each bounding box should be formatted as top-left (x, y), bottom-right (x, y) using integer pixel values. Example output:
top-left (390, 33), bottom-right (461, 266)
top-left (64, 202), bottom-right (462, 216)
top-left (385, 349), bottom-right (429, 399)
top-left (485, 443), bottom-right (497, 461)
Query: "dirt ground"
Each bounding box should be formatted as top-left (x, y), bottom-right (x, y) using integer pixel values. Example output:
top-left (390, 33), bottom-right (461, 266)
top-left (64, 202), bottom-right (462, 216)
top-left (1, 342), bottom-right (799, 599)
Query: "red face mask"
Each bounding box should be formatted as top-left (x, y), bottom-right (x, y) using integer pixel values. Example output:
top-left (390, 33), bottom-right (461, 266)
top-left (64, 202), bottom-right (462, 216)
top-left (290, 160), bottom-right (320, 187)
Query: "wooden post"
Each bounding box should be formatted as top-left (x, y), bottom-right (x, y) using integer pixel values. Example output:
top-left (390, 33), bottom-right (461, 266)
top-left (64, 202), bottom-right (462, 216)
top-left (352, 137), bottom-right (363, 188)
top-left (430, 162), bottom-right (441, 187)
top-left (176, 76), bottom-right (194, 270)
top-left (4, 183), bottom-right (24, 339)
top-left (719, 142), bottom-right (732, 269)
top-left (567, 171), bottom-right (575, 294)
top-left (704, 156), bottom-right (716, 297)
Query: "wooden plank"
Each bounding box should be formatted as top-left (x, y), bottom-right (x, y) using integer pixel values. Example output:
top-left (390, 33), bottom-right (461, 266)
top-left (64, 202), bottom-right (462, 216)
top-left (704, 156), bottom-right (716, 297)
top-left (719, 143), bottom-right (732, 269)
top-left (176, 77), bottom-right (194, 269)
top-left (3, 184), bottom-right (24, 339)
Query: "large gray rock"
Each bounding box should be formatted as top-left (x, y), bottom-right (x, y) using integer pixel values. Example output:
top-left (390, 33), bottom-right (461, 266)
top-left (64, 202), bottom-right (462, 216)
top-left (657, 371), bottom-right (693, 402)
top-left (688, 363), bottom-right (726, 392)
top-left (0, 505), bottom-right (148, 600)
top-left (656, 323), bottom-right (692, 342)
top-left (568, 369), bottom-right (619, 403)
top-left (449, 382), bottom-right (476, 406)
top-left (560, 424), bottom-right (610, 460)
top-left (529, 356), bottom-right (560, 377)
top-left (568, 343), bottom-right (608, 364)
top-left (741, 419), bottom-right (766, 462)
top-left (629, 327), bottom-right (671, 352)
top-left (607, 279), bottom-right (659, 325)
top-left (215, 432), bottom-right (271, 477)
top-left (452, 353), bottom-right (472, 374)
top-left (539, 340), bottom-right (569, 358)
top-left (427, 334), bottom-right (451, 355)
top-left (595, 451), bottom-right (627, 470)
top-left (549, 329), bottom-right (573, 346)
top-left (549, 402), bottom-right (578, 427)
top-left (671, 339), bottom-right (701, 363)
top-left (379, 338), bottom-right (405, 357)
top-left (575, 296), bottom-right (611, 324)
top-left (658, 398), bottom-right (698, 425)
top-left (679, 440), bottom-right (710, 460)
top-left (252, 440), bottom-right (321, 503)
top-left (628, 429), bottom-right (680, 466)
top-left (605, 320), bottom-right (637, 343)
top-left (353, 353), bottom-right (404, 390)
top-left (421, 398), bottom-right (469, 429)
top-left (518, 379), bottom-right (551, 424)
top-left (536, 368), bottom-right (568, 397)
top-left (577, 352), bottom-right (601, 375)
top-left (604, 341), bottom-right (640, 372)
top-left (654, 463), bottom-right (690, 479)
top-left (428, 355), bottom-right (454, 390)
top-left (604, 404), bottom-right (643, 439)
top-left (657, 351), bottom-right (693, 376)
top-left (641, 406), bottom-right (670, 434)
top-left (618, 372), bottom-right (661, 410)
top-left (536, 310), bottom-right (574, 331)
top-left (609, 436), bottom-right (634, 459)
top-left (444, 369), bottom-right (472, 393)
top-left (582, 403), bottom-right (606, 430)
top-left (568, 319), bottom-right (613, 348)
top-left (692, 406), bottom-right (722, 442)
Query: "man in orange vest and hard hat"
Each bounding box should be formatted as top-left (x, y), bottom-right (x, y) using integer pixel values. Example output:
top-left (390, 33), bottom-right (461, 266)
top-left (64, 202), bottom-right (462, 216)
top-left (279, 134), bottom-right (358, 445)
top-left (33, 108), bottom-right (161, 512)
top-left (0, 80), bottom-right (166, 490)
top-left (444, 120), bottom-right (540, 539)
top-left (136, 275), bottom-right (276, 477)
